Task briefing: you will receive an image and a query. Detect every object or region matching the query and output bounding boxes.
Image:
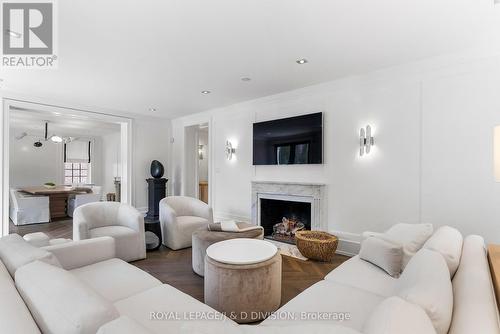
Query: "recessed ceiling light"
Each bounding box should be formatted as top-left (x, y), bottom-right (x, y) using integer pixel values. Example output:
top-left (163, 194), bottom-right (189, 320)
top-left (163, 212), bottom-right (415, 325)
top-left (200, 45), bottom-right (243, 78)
top-left (201, 90), bottom-right (211, 94)
top-left (296, 58), bottom-right (308, 64)
top-left (6, 29), bottom-right (21, 38)
top-left (241, 77), bottom-right (251, 82)
top-left (149, 108), bottom-right (156, 112)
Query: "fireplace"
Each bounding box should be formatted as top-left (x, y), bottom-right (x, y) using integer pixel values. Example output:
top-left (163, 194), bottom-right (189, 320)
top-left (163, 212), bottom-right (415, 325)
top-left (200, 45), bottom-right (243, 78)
top-left (260, 198), bottom-right (311, 244)
top-left (252, 181), bottom-right (327, 245)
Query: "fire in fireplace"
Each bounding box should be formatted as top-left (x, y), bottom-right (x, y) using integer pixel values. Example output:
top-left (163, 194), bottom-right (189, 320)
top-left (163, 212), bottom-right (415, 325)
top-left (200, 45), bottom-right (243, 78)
top-left (260, 198), bottom-right (311, 244)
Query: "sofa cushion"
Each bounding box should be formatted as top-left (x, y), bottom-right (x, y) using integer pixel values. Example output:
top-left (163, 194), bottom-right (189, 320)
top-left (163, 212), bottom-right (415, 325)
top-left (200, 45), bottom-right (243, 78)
top-left (448, 235), bottom-right (500, 334)
top-left (359, 237), bottom-right (403, 278)
top-left (324, 255), bottom-right (398, 297)
top-left (385, 223), bottom-right (433, 267)
top-left (396, 249), bottom-right (453, 334)
top-left (363, 296), bottom-right (436, 334)
top-left (261, 280), bottom-right (384, 331)
top-left (90, 225), bottom-right (136, 238)
top-left (0, 260), bottom-right (41, 334)
top-left (71, 258), bottom-right (162, 302)
top-left (0, 233), bottom-right (61, 277)
top-left (23, 232), bottom-right (50, 247)
top-left (114, 284), bottom-right (237, 333)
top-left (180, 324), bottom-right (363, 334)
top-left (97, 316), bottom-right (153, 334)
top-left (422, 226), bottom-right (463, 278)
top-left (15, 260), bottom-right (119, 334)
top-left (177, 215), bottom-right (209, 226)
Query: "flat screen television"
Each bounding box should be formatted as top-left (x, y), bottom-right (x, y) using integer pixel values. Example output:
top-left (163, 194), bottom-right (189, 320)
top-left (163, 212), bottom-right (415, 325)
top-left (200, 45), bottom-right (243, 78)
top-left (253, 112), bottom-right (323, 165)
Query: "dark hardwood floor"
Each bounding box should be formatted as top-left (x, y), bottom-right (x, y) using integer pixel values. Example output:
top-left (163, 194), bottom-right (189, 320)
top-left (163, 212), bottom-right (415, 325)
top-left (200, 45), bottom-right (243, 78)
top-left (10, 219), bottom-right (73, 239)
top-left (9, 219), bottom-right (349, 306)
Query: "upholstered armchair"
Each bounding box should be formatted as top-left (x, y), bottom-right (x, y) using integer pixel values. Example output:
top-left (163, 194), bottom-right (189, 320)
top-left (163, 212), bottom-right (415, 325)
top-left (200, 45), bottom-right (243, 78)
top-left (73, 202), bottom-right (146, 262)
top-left (159, 196), bottom-right (213, 250)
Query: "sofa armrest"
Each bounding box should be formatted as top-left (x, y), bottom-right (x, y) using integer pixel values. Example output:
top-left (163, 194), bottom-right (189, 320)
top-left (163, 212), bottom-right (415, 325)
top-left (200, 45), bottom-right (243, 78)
top-left (41, 237), bottom-right (116, 270)
top-left (116, 205), bottom-right (144, 233)
top-left (73, 219), bottom-right (90, 240)
top-left (160, 199), bottom-right (178, 225)
top-left (190, 199), bottom-right (213, 222)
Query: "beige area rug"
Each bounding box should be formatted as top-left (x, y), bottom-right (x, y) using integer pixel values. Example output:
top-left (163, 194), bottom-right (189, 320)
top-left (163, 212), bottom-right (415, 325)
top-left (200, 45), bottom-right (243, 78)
top-left (268, 240), bottom-right (308, 261)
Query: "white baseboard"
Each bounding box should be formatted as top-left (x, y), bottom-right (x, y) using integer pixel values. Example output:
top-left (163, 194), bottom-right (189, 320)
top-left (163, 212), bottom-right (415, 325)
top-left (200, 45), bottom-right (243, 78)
top-left (330, 230), bottom-right (361, 257)
top-left (336, 239), bottom-right (361, 257)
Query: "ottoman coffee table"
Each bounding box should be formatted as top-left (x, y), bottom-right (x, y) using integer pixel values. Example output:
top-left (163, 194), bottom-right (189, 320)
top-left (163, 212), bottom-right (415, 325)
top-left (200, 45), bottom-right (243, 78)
top-left (191, 222), bottom-right (264, 276)
top-left (204, 238), bottom-right (281, 323)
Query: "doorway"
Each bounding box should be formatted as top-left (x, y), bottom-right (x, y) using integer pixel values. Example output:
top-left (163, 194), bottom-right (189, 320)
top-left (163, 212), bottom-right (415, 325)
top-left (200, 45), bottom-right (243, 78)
top-left (197, 124), bottom-right (209, 203)
top-left (1, 99), bottom-right (133, 237)
top-left (183, 123), bottom-right (210, 204)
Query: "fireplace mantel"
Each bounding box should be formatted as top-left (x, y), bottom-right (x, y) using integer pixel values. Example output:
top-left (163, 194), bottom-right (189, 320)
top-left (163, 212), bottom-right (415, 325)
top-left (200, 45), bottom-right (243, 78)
top-left (251, 181), bottom-right (327, 233)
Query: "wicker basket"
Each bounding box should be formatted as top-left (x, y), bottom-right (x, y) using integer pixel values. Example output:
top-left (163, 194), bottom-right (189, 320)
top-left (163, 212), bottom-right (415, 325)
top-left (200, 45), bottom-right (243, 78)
top-left (295, 231), bottom-right (338, 262)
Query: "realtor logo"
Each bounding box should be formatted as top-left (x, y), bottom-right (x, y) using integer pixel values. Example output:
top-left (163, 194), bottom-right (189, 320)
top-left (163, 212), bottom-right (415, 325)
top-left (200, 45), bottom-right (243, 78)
top-left (1, 0), bottom-right (57, 68)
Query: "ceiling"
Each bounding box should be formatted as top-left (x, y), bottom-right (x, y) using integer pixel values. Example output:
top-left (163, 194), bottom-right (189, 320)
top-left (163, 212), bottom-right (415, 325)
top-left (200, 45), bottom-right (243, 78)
top-left (10, 108), bottom-right (121, 137)
top-left (1, 0), bottom-right (499, 118)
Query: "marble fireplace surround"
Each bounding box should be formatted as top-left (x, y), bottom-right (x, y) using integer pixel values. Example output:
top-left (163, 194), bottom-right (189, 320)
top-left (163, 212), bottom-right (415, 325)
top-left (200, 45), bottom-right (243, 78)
top-left (251, 181), bottom-right (327, 233)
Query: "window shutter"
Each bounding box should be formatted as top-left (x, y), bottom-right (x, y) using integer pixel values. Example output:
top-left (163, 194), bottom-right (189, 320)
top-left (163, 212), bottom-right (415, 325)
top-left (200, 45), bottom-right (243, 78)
top-left (66, 140), bottom-right (91, 163)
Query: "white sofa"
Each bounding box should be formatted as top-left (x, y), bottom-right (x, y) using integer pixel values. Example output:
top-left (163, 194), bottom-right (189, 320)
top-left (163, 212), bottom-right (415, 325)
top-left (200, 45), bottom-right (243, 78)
top-left (73, 202), bottom-right (146, 262)
top-left (159, 196), bottom-right (214, 250)
top-left (9, 188), bottom-right (50, 226)
top-left (0, 226), bottom-right (498, 334)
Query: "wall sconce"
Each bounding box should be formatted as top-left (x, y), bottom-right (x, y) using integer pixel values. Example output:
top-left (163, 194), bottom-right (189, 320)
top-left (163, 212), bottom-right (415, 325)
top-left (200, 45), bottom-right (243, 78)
top-left (198, 145), bottom-right (204, 160)
top-left (359, 125), bottom-right (375, 157)
top-left (225, 140), bottom-right (236, 160)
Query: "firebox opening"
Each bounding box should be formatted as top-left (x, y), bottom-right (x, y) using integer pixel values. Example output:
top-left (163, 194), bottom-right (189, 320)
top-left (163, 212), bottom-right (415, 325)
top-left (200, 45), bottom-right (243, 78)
top-left (260, 198), bottom-right (312, 244)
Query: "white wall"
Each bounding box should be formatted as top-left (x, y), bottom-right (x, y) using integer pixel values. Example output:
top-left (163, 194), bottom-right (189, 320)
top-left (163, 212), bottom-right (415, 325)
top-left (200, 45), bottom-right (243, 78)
top-left (101, 131), bottom-right (121, 196)
top-left (171, 52), bottom-right (500, 253)
top-left (9, 131), bottom-right (104, 188)
top-left (9, 131), bottom-right (62, 187)
top-left (132, 119), bottom-right (171, 211)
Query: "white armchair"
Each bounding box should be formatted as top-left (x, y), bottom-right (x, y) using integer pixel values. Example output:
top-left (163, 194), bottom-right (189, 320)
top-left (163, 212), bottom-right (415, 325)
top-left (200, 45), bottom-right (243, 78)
top-left (159, 196), bottom-right (213, 250)
top-left (9, 188), bottom-right (50, 226)
top-left (73, 202), bottom-right (146, 262)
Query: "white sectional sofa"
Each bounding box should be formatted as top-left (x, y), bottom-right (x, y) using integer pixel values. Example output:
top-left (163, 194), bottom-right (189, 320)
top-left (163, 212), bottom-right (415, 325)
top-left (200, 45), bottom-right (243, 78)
top-left (0, 226), bottom-right (498, 334)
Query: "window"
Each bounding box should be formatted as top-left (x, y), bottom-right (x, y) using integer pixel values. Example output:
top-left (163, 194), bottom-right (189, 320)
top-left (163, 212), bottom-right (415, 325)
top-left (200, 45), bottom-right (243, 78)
top-left (64, 163), bottom-right (90, 185)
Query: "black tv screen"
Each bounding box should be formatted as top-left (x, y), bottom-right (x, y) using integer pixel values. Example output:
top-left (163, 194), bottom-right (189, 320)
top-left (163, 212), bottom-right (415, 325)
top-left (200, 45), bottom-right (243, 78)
top-left (253, 112), bottom-right (323, 165)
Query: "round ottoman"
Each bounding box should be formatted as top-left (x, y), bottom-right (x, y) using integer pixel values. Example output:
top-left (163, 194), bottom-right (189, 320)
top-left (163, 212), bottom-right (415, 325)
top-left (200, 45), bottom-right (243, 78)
top-left (204, 238), bottom-right (282, 323)
top-left (191, 223), bottom-right (263, 276)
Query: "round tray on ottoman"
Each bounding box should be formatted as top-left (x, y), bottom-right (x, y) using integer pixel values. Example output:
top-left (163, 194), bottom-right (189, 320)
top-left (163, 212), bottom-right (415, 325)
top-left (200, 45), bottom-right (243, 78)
top-left (295, 230), bottom-right (338, 262)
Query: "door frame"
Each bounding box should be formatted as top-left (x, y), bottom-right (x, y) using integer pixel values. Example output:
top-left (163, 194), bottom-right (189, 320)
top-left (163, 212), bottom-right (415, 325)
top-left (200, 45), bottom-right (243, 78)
top-left (1, 97), bottom-right (133, 236)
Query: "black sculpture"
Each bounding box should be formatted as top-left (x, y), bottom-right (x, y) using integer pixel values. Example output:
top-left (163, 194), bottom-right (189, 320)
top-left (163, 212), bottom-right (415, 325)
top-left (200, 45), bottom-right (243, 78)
top-left (146, 160), bottom-right (168, 219)
top-left (150, 160), bottom-right (164, 178)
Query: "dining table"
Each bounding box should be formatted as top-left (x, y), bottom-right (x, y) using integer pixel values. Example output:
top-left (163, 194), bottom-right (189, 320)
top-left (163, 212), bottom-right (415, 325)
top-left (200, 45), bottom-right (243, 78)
top-left (19, 186), bottom-right (90, 220)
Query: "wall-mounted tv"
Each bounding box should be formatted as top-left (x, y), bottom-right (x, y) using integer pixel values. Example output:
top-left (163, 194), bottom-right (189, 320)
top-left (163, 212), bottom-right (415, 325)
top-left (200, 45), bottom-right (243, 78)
top-left (253, 112), bottom-right (323, 165)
